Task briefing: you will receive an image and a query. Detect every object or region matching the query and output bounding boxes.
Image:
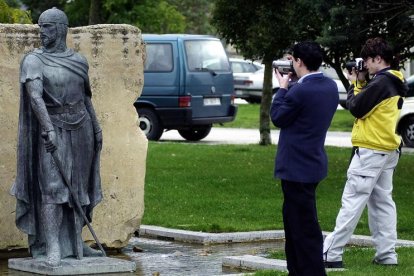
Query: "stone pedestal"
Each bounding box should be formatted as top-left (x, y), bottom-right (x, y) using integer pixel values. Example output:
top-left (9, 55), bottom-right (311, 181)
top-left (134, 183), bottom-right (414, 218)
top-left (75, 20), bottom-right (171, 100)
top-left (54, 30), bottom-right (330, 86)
top-left (8, 257), bottom-right (136, 275)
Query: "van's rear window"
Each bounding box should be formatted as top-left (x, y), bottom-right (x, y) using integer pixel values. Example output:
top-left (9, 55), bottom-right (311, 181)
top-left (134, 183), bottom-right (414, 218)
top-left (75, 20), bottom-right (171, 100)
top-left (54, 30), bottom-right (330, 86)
top-left (184, 40), bottom-right (230, 72)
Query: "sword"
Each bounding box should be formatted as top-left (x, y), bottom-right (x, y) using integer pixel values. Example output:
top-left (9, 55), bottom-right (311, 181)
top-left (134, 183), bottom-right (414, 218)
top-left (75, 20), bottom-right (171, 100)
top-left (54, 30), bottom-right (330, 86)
top-left (41, 132), bottom-right (107, 257)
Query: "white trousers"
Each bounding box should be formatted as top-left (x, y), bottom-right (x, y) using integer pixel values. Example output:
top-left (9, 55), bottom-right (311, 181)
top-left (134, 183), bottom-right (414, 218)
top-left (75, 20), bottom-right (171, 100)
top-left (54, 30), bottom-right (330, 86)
top-left (323, 147), bottom-right (400, 264)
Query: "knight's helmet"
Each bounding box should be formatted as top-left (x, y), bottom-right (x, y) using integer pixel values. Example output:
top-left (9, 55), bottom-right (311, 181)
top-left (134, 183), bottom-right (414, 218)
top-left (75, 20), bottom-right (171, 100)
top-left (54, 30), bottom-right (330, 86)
top-left (38, 7), bottom-right (68, 26)
top-left (38, 7), bottom-right (69, 46)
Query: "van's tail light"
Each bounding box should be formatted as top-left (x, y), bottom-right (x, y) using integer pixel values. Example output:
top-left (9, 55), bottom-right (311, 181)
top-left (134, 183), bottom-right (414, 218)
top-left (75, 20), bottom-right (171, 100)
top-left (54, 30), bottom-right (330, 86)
top-left (231, 94), bottom-right (235, 105)
top-left (179, 96), bottom-right (191, 107)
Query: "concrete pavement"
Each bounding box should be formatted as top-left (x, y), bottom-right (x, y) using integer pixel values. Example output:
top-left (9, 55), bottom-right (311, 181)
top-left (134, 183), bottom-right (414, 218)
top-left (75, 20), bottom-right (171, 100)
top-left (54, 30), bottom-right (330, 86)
top-left (160, 127), bottom-right (353, 147)
top-left (139, 225), bottom-right (414, 273)
top-left (160, 127), bottom-right (414, 153)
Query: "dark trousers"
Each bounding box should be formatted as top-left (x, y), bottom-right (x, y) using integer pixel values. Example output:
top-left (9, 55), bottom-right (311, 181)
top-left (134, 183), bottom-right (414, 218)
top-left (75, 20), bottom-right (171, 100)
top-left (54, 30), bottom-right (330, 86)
top-left (281, 180), bottom-right (326, 276)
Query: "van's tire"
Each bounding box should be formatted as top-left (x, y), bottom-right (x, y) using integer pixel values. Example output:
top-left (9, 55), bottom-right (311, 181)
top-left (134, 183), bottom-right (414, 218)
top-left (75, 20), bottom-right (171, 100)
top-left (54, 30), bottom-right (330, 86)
top-left (400, 115), bottom-right (414, 148)
top-left (178, 126), bottom-right (212, 141)
top-left (138, 108), bottom-right (163, 141)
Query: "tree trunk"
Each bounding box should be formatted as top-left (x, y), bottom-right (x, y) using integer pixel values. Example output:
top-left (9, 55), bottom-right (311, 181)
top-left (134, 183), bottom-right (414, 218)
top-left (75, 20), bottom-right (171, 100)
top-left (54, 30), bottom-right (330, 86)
top-left (89, 0), bottom-right (102, 25)
top-left (259, 59), bottom-right (273, 146)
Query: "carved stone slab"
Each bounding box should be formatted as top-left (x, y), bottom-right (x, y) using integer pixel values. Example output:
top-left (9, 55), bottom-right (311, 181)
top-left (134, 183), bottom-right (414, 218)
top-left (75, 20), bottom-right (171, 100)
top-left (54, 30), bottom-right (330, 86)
top-left (8, 257), bottom-right (136, 275)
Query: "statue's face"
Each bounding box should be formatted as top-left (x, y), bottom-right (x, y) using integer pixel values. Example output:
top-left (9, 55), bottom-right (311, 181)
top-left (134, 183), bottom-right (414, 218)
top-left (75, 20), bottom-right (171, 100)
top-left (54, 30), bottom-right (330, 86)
top-left (39, 23), bottom-right (57, 48)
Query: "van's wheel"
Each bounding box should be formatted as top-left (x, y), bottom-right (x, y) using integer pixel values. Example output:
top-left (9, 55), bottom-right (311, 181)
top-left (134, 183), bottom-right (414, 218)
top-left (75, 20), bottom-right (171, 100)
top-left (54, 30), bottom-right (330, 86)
top-left (178, 125), bottom-right (212, 141)
top-left (138, 108), bottom-right (163, 141)
top-left (400, 116), bottom-right (414, 148)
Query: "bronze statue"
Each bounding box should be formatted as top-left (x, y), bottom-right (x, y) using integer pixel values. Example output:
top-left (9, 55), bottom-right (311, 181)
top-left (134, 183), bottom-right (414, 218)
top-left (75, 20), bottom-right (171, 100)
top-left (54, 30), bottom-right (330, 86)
top-left (12, 7), bottom-right (104, 267)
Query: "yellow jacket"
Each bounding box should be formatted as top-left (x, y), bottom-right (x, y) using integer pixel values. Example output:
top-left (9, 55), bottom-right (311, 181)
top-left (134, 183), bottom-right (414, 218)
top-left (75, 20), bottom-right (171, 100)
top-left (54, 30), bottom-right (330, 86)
top-left (347, 68), bottom-right (408, 151)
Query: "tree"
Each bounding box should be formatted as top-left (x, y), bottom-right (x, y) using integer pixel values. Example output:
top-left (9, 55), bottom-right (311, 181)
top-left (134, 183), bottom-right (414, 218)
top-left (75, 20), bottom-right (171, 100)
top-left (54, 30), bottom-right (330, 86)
top-left (65, 0), bottom-right (186, 32)
top-left (213, 0), bottom-right (321, 145)
top-left (316, 0), bottom-right (414, 89)
top-left (169, 0), bottom-right (215, 34)
top-left (128, 0), bottom-right (186, 33)
top-left (0, 0), bottom-right (31, 23)
top-left (213, 0), bottom-right (414, 146)
top-left (20, 0), bottom-right (66, 22)
top-left (89, 0), bottom-right (103, 25)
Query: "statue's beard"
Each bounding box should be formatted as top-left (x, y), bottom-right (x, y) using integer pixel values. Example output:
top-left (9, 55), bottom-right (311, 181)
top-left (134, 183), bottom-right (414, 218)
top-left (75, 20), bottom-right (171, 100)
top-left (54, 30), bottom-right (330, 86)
top-left (42, 24), bottom-right (67, 52)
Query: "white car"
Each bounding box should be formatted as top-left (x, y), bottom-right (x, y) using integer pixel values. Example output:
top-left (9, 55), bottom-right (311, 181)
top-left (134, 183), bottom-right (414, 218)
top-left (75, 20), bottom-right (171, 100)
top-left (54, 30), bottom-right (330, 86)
top-left (232, 67), bottom-right (279, 103)
top-left (230, 58), bottom-right (272, 103)
top-left (230, 58), bottom-right (263, 74)
top-left (232, 63), bottom-right (346, 104)
top-left (398, 74), bottom-right (414, 147)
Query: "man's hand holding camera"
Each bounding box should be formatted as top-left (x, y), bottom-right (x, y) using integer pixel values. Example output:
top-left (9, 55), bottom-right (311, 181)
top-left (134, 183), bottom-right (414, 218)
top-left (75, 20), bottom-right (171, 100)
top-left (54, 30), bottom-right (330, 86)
top-left (274, 68), bottom-right (292, 90)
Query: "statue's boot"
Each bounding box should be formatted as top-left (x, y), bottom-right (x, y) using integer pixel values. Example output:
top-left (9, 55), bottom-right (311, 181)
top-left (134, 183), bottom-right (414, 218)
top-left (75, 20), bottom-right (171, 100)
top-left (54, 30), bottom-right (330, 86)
top-left (45, 242), bottom-right (61, 267)
top-left (83, 243), bottom-right (104, 257)
top-left (42, 203), bottom-right (63, 267)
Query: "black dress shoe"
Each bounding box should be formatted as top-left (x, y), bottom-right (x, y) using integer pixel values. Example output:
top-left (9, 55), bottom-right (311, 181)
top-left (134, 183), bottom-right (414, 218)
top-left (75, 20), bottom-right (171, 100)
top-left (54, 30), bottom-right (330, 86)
top-left (324, 261), bottom-right (343, 268)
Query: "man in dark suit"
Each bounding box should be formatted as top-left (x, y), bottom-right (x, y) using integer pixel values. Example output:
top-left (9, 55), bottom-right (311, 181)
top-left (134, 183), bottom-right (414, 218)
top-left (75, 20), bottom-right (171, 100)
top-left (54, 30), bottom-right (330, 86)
top-left (271, 41), bottom-right (339, 275)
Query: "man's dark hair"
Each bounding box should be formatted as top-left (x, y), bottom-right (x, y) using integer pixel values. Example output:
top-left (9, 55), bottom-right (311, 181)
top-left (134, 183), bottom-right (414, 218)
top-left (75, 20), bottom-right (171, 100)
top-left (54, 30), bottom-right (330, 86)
top-left (292, 41), bottom-right (323, 71)
top-left (360, 37), bottom-right (394, 65)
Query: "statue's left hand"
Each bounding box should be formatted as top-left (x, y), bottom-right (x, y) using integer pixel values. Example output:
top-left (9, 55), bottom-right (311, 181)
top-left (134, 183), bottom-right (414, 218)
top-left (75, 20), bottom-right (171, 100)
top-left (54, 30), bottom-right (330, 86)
top-left (95, 131), bottom-right (103, 152)
top-left (43, 130), bottom-right (57, 153)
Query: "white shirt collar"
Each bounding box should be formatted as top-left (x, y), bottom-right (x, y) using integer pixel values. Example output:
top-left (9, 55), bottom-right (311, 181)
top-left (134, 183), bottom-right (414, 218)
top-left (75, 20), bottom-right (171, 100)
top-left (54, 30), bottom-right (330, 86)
top-left (297, 71), bottom-right (323, 83)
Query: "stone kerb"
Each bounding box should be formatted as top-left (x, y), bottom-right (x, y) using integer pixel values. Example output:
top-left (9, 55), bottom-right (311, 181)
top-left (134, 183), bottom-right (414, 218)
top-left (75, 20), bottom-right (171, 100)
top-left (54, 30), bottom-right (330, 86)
top-left (0, 23), bottom-right (147, 250)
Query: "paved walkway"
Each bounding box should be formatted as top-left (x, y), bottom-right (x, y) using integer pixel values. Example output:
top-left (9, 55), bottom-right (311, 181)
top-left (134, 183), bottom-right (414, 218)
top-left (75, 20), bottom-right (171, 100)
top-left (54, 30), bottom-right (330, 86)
top-left (160, 127), bottom-right (414, 154)
top-left (139, 225), bottom-right (414, 273)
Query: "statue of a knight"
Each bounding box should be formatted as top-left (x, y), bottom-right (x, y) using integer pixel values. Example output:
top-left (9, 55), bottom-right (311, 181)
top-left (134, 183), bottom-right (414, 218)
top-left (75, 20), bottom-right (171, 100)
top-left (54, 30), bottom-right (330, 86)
top-left (11, 7), bottom-right (104, 267)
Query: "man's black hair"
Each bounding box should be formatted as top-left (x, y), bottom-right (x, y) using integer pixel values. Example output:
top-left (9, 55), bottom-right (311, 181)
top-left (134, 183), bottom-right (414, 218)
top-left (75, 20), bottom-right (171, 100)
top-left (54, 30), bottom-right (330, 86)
top-left (360, 37), bottom-right (394, 65)
top-left (292, 41), bottom-right (323, 71)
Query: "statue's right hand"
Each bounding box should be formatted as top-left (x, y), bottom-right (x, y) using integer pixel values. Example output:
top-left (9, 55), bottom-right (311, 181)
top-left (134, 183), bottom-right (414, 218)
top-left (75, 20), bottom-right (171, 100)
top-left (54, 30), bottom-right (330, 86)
top-left (42, 130), bottom-right (57, 153)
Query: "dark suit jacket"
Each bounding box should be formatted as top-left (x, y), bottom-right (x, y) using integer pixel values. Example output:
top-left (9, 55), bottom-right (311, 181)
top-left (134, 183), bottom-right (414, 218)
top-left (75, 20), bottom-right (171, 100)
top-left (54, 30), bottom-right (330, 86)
top-left (271, 72), bottom-right (339, 183)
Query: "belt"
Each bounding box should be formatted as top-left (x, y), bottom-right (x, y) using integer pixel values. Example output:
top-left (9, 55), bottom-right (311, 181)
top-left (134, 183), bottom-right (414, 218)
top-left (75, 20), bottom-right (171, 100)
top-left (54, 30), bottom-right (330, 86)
top-left (47, 101), bottom-right (85, 115)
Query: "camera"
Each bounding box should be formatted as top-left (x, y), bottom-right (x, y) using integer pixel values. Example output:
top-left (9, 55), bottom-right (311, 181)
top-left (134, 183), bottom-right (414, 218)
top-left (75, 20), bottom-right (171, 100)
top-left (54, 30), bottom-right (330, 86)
top-left (272, 60), bottom-right (294, 74)
top-left (345, 58), bottom-right (365, 72)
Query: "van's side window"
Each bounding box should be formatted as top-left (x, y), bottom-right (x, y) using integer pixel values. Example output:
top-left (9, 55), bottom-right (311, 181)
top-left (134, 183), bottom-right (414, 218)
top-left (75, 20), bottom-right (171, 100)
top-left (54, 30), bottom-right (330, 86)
top-left (144, 43), bottom-right (173, 72)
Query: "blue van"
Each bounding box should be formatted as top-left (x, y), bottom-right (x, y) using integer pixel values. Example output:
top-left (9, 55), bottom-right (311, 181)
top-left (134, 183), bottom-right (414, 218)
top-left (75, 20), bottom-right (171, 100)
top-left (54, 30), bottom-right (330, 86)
top-left (134, 34), bottom-right (237, 141)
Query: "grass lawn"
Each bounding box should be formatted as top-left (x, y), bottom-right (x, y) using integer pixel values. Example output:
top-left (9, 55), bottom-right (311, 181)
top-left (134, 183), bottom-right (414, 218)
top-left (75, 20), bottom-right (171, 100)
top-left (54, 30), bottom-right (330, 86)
top-left (142, 142), bottom-right (414, 240)
top-left (216, 103), bottom-right (354, 131)
top-left (142, 142), bottom-right (414, 275)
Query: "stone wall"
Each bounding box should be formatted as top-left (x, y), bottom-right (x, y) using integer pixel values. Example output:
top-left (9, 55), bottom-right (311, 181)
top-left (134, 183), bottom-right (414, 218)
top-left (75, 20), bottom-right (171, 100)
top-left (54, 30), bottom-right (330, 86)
top-left (0, 24), bottom-right (147, 250)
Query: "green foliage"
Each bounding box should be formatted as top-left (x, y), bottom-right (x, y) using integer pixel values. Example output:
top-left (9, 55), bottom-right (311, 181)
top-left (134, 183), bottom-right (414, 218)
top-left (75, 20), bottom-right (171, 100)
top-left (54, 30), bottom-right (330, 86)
top-left (20, 0), bottom-right (65, 22)
top-left (169, 0), bottom-right (214, 34)
top-left (212, 0), bottom-right (321, 62)
top-left (0, 0), bottom-right (31, 23)
top-left (217, 104), bottom-right (354, 132)
top-left (22, 0), bottom-right (210, 34)
top-left (5, 0), bottom-right (19, 8)
top-left (131, 0), bottom-right (185, 33)
top-left (212, 0), bottom-right (323, 145)
top-left (64, 0), bottom-right (91, 26)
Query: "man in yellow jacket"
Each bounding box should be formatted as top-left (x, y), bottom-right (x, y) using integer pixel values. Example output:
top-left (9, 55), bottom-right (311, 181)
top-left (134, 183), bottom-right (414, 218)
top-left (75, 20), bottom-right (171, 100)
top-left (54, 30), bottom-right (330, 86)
top-left (323, 37), bottom-right (408, 268)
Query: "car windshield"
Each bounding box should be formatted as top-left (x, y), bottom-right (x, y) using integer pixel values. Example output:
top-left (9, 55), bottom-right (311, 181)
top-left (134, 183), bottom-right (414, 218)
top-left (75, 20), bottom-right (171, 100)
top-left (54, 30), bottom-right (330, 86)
top-left (185, 40), bottom-right (230, 72)
top-left (231, 60), bottom-right (262, 73)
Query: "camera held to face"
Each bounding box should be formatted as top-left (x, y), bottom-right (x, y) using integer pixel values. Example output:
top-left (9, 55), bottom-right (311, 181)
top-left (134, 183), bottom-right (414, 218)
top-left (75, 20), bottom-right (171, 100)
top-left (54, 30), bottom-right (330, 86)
top-left (345, 58), bottom-right (365, 73)
top-left (272, 60), bottom-right (294, 74)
